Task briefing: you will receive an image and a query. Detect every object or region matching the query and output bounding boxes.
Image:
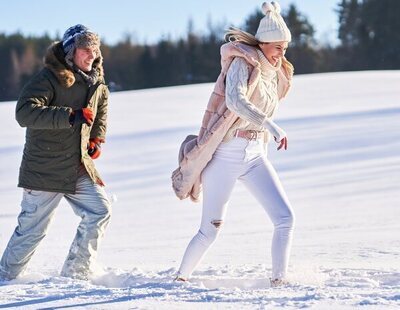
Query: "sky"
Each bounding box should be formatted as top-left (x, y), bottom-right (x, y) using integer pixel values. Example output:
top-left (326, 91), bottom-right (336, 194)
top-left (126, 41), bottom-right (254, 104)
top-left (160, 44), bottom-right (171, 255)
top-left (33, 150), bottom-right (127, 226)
top-left (0, 0), bottom-right (340, 45)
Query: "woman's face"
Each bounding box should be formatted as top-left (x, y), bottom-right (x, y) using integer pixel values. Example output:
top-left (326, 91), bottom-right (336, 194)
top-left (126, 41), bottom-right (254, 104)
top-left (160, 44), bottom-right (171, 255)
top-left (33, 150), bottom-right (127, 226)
top-left (258, 41), bottom-right (288, 66)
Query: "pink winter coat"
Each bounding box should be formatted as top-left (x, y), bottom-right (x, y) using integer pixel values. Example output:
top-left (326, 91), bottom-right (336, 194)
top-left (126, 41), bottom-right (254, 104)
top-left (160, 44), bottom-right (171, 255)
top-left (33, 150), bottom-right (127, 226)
top-left (171, 41), bottom-right (293, 202)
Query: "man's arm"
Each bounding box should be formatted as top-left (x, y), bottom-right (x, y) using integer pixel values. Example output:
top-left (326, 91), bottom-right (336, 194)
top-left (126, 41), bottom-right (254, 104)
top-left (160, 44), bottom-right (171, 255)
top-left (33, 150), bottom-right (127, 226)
top-left (15, 74), bottom-right (72, 129)
top-left (90, 86), bottom-right (109, 142)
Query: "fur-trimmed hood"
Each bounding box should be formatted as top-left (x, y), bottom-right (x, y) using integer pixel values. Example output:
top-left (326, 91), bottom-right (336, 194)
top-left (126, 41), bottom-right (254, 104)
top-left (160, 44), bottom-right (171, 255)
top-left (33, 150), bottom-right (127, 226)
top-left (43, 41), bottom-right (104, 88)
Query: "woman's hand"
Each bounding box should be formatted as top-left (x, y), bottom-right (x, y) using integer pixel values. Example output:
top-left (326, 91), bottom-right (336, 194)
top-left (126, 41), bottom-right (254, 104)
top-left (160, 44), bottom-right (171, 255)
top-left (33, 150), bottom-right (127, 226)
top-left (262, 118), bottom-right (288, 151)
top-left (275, 136), bottom-right (288, 151)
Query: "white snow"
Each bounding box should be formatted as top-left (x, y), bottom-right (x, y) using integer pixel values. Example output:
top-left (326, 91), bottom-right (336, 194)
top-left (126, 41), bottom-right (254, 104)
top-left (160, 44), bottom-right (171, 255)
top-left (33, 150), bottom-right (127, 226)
top-left (0, 70), bottom-right (399, 309)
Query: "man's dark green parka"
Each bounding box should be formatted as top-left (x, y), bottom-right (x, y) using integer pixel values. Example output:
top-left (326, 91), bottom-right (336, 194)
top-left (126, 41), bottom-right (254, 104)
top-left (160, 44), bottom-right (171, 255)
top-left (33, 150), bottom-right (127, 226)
top-left (15, 42), bottom-right (109, 194)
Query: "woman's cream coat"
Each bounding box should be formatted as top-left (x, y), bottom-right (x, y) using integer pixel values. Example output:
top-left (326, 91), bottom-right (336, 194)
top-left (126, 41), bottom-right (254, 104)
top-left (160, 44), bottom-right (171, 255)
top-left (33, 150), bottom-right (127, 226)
top-left (172, 41), bottom-right (293, 202)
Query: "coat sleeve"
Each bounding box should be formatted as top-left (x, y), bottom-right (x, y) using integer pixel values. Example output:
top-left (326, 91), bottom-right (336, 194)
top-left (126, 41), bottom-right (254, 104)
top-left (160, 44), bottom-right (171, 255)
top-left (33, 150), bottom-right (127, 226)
top-left (90, 85), bottom-right (109, 141)
top-left (225, 57), bottom-right (267, 126)
top-left (15, 74), bottom-right (72, 129)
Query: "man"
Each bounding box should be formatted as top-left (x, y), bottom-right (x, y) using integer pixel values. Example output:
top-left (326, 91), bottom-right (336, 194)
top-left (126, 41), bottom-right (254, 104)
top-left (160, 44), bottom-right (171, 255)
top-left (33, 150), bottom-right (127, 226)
top-left (0, 24), bottom-right (111, 281)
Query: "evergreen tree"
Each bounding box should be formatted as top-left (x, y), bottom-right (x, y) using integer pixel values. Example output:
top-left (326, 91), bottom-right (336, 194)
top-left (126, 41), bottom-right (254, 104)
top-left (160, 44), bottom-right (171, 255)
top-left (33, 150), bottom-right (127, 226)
top-left (337, 0), bottom-right (400, 70)
top-left (285, 4), bottom-right (315, 48)
top-left (283, 4), bottom-right (319, 73)
top-left (243, 8), bottom-right (264, 35)
top-left (336, 0), bottom-right (364, 70)
top-left (360, 0), bottom-right (400, 68)
top-left (337, 0), bottom-right (362, 48)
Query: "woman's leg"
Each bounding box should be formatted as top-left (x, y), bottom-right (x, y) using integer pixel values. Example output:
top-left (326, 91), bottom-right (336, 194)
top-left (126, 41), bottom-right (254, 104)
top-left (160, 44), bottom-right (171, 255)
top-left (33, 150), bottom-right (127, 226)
top-left (240, 157), bottom-right (295, 280)
top-left (177, 154), bottom-right (239, 279)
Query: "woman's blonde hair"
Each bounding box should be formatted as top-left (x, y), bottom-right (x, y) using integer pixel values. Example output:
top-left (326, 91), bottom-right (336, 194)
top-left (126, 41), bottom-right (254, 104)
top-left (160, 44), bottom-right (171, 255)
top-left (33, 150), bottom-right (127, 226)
top-left (224, 27), bottom-right (259, 46)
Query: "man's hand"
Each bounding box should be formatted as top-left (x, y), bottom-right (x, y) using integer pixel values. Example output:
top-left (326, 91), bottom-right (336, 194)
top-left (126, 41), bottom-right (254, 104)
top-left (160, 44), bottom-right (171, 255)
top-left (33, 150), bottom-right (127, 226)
top-left (70, 108), bottom-right (94, 126)
top-left (88, 138), bottom-right (102, 159)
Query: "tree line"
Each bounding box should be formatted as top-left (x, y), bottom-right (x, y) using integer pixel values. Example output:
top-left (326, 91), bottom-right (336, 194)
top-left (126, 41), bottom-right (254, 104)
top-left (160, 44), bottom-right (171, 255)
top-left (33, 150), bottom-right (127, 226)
top-left (0, 0), bottom-right (399, 101)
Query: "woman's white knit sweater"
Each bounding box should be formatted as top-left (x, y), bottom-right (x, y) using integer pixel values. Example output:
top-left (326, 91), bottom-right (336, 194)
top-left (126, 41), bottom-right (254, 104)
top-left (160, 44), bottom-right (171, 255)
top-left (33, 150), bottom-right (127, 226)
top-left (224, 49), bottom-right (281, 142)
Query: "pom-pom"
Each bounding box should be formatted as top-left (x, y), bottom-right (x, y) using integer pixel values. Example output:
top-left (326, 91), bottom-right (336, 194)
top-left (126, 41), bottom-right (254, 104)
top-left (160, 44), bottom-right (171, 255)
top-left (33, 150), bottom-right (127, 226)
top-left (261, 2), bottom-right (275, 14)
top-left (271, 1), bottom-right (281, 14)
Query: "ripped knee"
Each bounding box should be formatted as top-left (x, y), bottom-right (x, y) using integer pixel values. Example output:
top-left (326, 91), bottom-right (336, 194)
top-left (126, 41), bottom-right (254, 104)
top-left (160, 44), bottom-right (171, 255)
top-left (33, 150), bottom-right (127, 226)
top-left (211, 220), bottom-right (223, 229)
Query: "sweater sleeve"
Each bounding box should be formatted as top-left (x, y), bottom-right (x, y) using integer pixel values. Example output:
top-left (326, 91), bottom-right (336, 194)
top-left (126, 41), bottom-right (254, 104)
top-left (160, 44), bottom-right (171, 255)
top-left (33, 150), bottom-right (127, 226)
top-left (225, 57), bottom-right (267, 126)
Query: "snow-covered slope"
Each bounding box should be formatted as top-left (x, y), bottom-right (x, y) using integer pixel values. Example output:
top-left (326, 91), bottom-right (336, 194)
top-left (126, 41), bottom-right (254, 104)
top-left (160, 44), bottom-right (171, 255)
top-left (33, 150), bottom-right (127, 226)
top-left (0, 71), bottom-right (399, 309)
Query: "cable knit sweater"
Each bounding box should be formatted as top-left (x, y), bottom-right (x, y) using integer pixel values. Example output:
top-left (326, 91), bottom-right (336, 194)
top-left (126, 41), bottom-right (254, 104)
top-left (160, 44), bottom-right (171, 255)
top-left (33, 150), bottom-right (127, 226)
top-left (224, 49), bottom-right (281, 142)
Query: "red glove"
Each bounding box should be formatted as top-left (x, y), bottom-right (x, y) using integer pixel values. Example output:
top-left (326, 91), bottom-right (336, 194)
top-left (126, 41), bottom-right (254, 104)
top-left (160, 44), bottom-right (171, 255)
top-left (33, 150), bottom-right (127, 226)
top-left (70, 108), bottom-right (94, 126)
top-left (82, 108), bottom-right (94, 125)
top-left (88, 138), bottom-right (103, 159)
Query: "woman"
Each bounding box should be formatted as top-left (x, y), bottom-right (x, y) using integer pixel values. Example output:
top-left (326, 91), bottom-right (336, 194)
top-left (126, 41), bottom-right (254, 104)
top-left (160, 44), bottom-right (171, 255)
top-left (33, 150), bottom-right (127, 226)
top-left (174, 1), bottom-right (295, 286)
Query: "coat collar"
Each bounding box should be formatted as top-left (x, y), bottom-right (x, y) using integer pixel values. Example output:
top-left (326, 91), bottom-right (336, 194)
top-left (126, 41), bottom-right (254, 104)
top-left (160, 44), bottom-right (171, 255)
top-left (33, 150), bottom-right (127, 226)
top-left (43, 42), bottom-right (104, 88)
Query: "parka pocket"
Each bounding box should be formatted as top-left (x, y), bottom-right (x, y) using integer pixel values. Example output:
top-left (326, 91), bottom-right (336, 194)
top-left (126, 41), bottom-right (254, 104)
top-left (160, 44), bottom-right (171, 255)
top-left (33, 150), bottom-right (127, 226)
top-left (21, 189), bottom-right (40, 213)
top-left (16, 189), bottom-right (43, 236)
top-left (20, 200), bottom-right (37, 214)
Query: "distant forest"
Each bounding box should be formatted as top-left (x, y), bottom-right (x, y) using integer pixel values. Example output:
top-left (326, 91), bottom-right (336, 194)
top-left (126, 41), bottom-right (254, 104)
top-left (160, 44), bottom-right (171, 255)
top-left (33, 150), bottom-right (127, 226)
top-left (0, 0), bottom-right (399, 101)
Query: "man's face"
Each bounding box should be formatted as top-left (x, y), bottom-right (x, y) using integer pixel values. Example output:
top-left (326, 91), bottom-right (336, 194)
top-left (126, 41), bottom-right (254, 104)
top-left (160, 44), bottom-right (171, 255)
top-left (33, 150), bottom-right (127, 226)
top-left (73, 46), bottom-right (97, 72)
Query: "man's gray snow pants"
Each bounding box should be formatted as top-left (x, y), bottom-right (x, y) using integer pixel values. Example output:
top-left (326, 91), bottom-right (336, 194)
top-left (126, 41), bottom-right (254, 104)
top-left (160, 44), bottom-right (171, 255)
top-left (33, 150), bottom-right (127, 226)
top-left (0, 168), bottom-right (111, 280)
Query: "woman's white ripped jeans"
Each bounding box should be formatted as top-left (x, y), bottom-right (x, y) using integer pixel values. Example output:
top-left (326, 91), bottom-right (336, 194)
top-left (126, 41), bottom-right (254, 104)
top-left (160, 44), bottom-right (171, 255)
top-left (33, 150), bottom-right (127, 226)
top-left (178, 137), bottom-right (295, 280)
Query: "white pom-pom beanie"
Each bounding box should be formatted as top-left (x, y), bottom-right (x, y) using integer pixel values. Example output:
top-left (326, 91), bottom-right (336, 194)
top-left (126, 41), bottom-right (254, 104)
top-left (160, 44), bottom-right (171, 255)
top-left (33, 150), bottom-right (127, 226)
top-left (255, 1), bottom-right (291, 43)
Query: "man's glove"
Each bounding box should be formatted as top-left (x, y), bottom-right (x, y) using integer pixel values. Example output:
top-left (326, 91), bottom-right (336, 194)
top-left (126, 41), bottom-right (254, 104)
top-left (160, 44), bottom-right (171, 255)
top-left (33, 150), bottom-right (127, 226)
top-left (88, 138), bottom-right (103, 159)
top-left (262, 118), bottom-right (288, 151)
top-left (70, 108), bottom-right (94, 126)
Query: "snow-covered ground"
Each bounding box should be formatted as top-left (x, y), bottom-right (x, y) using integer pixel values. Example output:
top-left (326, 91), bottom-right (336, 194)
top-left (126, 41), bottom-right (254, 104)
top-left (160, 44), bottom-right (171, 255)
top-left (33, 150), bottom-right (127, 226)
top-left (0, 71), bottom-right (399, 309)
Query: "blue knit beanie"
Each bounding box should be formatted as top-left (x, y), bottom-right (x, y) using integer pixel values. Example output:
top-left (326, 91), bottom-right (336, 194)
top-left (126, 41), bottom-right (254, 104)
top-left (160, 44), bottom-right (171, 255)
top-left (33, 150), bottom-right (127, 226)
top-left (62, 24), bottom-right (101, 67)
top-left (62, 24), bottom-right (93, 54)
